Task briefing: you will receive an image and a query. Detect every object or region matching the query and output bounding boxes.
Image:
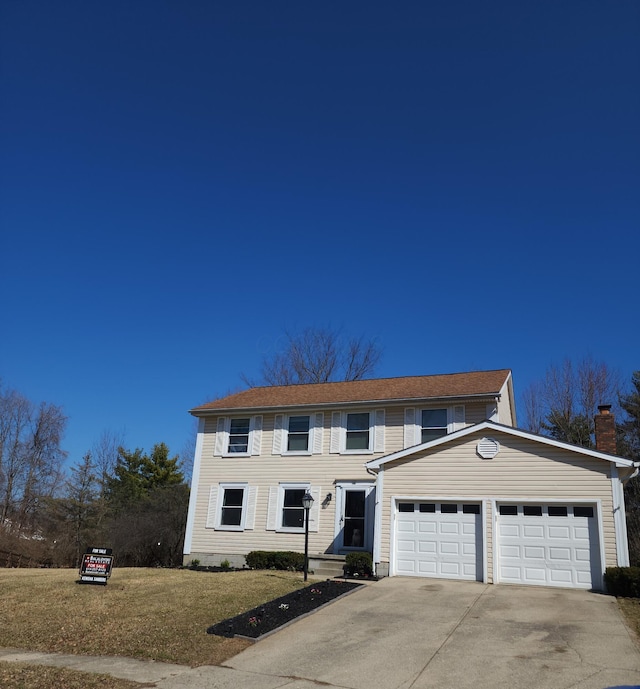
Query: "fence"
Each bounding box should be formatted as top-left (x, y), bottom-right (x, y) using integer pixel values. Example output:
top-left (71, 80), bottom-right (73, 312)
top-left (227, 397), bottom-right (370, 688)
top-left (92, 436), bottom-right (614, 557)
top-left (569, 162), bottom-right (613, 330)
top-left (0, 548), bottom-right (37, 568)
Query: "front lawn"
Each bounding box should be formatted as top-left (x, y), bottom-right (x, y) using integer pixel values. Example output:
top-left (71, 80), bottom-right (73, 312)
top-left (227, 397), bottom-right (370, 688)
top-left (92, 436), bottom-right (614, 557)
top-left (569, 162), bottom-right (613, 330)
top-left (618, 597), bottom-right (640, 643)
top-left (0, 567), bottom-right (305, 666)
top-left (0, 663), bottom-right (148, 689)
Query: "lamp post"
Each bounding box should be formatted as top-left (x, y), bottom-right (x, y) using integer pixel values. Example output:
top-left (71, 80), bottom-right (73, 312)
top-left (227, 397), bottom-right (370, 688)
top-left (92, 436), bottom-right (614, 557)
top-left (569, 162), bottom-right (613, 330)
top-left (302, 491), bottom-right (314, 582)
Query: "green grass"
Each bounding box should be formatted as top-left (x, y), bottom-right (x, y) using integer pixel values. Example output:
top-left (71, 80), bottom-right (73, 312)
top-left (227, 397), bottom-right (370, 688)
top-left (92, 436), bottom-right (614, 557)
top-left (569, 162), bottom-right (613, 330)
top-left (0, 567), bottom-right (305, 667)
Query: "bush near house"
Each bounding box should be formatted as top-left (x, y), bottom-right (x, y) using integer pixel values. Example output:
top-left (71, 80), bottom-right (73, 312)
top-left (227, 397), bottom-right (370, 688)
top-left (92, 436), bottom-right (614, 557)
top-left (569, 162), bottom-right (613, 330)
top-left (245, 551), bottom-right (305, 571)
top-left (604, 567), bottom-right (640, 597)
top-left (344, 552), bottom-right (373, 577)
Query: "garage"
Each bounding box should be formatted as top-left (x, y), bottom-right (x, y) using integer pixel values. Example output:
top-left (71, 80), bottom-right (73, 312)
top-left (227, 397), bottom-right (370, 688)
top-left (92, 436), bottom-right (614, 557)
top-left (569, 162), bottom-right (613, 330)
top-left (497, 503), bottom-right (603, 589)
top-left (394, 501), bottom-right (483, 580)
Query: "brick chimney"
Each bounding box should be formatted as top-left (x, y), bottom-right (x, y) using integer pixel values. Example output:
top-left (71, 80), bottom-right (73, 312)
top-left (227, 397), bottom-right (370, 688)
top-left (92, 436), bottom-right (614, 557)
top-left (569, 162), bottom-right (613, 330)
top-left (594, 405), bottom-right (616, 454)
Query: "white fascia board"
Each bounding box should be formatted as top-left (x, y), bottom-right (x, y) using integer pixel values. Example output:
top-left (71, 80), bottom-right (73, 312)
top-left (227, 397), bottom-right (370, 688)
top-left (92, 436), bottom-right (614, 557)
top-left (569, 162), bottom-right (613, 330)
top-left (183, 417), bottom-right (205, 555)
top-left (500, 372), bottom-right (517, 426)
top-left (365, 420), bottom-right (637, 470)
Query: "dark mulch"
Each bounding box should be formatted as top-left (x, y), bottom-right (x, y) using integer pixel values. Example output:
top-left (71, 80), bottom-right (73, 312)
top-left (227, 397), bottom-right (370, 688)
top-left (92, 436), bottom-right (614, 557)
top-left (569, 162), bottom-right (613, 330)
top-left (207, 579), bottom-right (363, 639)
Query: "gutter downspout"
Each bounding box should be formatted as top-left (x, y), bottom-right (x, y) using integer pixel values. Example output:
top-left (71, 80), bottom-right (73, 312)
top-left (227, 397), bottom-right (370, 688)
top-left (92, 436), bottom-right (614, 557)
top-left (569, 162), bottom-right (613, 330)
top-left (366, 465), bottom-right (382, 577)
top-left (612, 463), bottom-right (639, 568)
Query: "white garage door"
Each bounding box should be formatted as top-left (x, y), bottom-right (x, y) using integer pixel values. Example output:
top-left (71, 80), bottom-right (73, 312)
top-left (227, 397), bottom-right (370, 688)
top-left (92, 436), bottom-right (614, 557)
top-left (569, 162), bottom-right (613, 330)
top-left (497, 504), bottom-right (602, 589)
top-left (395, 501), bottom-right (483, 580)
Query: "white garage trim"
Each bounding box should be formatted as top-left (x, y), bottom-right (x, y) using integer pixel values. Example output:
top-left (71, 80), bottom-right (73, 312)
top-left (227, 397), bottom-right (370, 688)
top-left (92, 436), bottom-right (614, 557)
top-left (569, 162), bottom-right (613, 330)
top-left (390, 496), bottom-right (486, 582)
top-left (611, 466), bottom-right (630, 567)
top-left (495, 498), bottom-right (605, 590)
top-left (372, 469), bottom-right (384, 572)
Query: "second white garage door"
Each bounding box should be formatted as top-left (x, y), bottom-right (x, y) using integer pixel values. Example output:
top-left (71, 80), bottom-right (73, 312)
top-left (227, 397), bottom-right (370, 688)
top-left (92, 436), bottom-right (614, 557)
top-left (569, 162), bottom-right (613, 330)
top-left (395, 501), bottom-right (483, 580)
top-left (497, 503), bottom-right (602, 589)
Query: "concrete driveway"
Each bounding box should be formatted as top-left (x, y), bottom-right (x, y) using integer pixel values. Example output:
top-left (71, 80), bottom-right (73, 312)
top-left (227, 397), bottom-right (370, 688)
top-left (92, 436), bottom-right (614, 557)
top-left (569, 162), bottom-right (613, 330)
top-left (226, 577), bottom-right (640, 689)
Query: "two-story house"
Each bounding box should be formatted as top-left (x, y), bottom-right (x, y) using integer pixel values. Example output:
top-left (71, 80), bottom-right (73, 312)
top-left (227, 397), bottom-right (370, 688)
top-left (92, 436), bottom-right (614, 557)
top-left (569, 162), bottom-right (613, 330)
top-left (183, 369), bottom-right (636, 590)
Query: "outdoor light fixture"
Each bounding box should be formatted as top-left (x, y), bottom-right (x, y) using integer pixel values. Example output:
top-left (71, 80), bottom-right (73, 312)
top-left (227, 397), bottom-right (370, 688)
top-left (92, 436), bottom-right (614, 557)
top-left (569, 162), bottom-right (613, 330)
top-left (302, 491), bottom-right (314, 510)
top-left (302, 491), bottom-right (314, 581)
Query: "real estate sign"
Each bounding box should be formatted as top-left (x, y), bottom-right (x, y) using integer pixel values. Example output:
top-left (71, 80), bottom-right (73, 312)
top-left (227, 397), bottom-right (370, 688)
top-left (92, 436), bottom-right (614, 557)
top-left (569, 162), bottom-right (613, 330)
top-left (79, 547), bottom-right (114, 585)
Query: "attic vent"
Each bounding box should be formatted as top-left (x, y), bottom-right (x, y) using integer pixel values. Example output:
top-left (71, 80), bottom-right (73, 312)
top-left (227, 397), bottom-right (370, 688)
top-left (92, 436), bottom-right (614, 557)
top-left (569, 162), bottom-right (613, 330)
top-left (477, 437), bottom-right (500, 459)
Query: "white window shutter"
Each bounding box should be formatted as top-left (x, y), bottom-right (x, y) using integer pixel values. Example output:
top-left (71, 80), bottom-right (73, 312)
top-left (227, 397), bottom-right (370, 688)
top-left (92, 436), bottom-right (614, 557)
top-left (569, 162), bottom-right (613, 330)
top-left (312, 412), bottom-right (324, 454)
top-left (309, 486), bottom-right (321, 532)
top-left (250, 415), bottom-right (263, 455)
top-left (404, 408), bottom-right (416, 447)
top-left (245, 487), bottom-right (258, 530)
top-left (453, 405), bottom-right (465, 431)
top-left (330, 411), bottom-right (342, 453)
top-left (266, 486), bottom-right (279, 530)
top-left (214, 417), bottom-right (228, 456)
top-left (206, 486), bottom-right (219, 528)
top-left (273, 414), bottom-right (284, 454)
top-left (486, 403), bottom-right (498, 422)
top-left (374, 409), bottom-right (385, 452)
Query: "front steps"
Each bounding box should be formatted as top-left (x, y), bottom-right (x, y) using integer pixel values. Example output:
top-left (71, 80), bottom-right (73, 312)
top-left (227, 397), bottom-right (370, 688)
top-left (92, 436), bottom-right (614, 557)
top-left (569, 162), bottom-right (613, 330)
top-left (309, 554), bottom-right (346, 579)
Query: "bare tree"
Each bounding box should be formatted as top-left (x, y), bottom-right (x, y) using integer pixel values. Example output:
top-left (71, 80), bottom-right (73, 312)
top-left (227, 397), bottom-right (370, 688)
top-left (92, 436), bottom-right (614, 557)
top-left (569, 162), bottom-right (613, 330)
top-left (244, 327), bottom-right (382, 386)
top-left (15, 401), bottom-right (67, 531)
top-left (0, 384), bottom-right (67, 536)
top-left (92, 429), bottom-right (125, 496)
top-left (520, 357), bottom-right (622, 446)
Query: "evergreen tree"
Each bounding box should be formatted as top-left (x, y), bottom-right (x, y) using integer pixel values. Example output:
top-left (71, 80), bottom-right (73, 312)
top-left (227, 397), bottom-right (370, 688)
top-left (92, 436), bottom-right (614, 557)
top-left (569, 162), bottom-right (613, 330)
top-left (106, 443), bottom-right (187, 566)
top-left (620, 371), bottom-right (640, 461)
top-left (109, 443), bottom-right (183, 507)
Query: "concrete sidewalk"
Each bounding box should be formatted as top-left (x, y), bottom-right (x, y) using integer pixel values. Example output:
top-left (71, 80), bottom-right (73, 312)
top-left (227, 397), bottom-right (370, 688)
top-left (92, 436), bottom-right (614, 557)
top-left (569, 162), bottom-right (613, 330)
top-left (3, 578), bottom-right (640, 688)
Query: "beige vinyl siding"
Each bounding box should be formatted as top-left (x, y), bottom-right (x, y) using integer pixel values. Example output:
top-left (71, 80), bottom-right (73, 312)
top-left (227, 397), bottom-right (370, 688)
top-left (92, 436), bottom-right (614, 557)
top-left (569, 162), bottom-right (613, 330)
top-left (465, 404), bottom-right (492, 425)
top-left (191, 412), bottom-right (381, 557)
top-left (379, 430), bottom-right (617, 579)
top-left (497, 379), bottom-right (515, 426)
top-left (191, 401), bottom-right (521, 562)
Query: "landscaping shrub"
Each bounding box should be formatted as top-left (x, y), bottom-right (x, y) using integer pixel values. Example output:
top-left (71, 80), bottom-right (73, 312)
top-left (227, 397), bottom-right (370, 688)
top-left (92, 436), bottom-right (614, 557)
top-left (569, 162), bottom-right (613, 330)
top-left (245, 551), bottom-right (305, 571)
top-left (604, 567), bottom-right (640, 597)
top-left (344, 552), bottom-right (373, 577)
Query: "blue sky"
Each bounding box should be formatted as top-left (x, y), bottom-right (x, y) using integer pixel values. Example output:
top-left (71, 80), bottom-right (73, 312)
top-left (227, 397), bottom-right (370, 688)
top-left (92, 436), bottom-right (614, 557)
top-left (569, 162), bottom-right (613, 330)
top-left (1, 1), bottom-right (638, 470)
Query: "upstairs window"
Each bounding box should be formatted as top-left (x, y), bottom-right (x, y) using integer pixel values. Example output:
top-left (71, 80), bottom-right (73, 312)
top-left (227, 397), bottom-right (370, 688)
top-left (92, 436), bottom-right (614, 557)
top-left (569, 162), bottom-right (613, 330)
top-left (287, 416), bottom-right (310, 452)
top-left (214, 416), bottom-right (263, 457)
top-left (346, 412), bottom-right (370, 451)
top-left (228, 418), bottom-right (250, 453)
top-left (403, 406), bottom-right (465, 448)
top-left (421, 409), bottom-right (448, 443)
top-left (329, 409), bottom-right (385, 454)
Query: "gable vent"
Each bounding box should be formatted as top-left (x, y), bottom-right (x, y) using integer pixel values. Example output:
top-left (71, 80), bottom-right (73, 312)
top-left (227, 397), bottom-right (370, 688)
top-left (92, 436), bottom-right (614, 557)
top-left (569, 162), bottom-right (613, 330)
top-left (477, 437), bottom-right (500, 459)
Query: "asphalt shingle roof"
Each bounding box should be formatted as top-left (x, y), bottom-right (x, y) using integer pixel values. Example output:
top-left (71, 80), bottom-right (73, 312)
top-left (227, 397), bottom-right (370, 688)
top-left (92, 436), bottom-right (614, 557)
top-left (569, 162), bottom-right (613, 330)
top-left (191, 369), bottom-right (511, 414)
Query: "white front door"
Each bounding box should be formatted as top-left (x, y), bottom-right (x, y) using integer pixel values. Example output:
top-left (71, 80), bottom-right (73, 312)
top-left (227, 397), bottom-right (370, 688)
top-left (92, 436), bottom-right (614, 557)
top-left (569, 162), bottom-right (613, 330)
top-left (334, 482), bottom-right (375, 552)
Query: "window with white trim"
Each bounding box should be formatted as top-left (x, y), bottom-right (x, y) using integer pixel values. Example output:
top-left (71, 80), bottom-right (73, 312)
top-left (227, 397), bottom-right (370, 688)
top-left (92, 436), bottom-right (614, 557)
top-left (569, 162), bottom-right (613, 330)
top-left (214, 415), bottom-right (263, 457)
top-left (403, 405), bottom-right (465, 448)
top-left (346, 412), bottom-right (370, 450)
top-left (267, 484), bottom-right (321, 533)
top-left (228, 418), bottom-right (250, 453)
top-left (273, 412), bottom-right (324, 455)
top-left (220, 486), bottom-right (245, 527)
top-left (206, 482), bottom-right (257, 531)
top-left (282, 487), bottom-right (306, 528)
top-left (421, 409), bottom-right (448, 443)
top-left (287, 415), bottom-right (310, 452)
top-left (329, 409), bottom-right (385, 454)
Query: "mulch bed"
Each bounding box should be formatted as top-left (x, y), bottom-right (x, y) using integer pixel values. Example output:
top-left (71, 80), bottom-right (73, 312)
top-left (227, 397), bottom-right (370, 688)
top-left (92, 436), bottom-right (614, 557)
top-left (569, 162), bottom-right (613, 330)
top-left (207, 579), bottom-right (363, 640)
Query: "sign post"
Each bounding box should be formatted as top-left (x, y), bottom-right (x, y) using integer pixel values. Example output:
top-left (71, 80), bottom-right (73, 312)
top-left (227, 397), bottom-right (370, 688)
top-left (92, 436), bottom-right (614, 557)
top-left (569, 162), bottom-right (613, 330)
top-left (79, 547), bottom-right (114, 585)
